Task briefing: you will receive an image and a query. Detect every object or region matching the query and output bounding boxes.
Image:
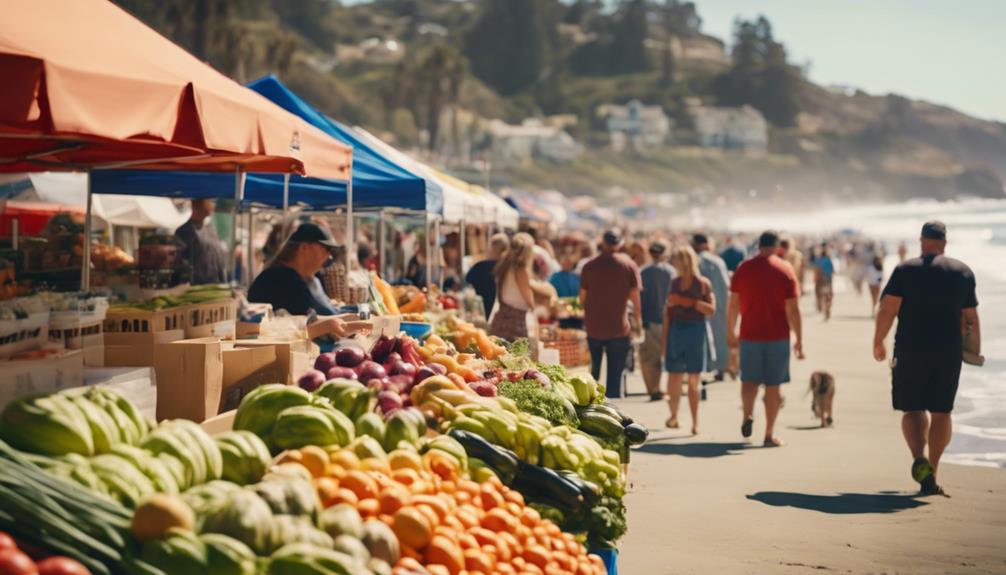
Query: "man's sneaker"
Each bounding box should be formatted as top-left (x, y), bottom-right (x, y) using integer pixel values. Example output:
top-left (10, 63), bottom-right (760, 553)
top-left (741, 417), bottom-right (754, 438)
top-left (911, 457), bottom-right (934, 483)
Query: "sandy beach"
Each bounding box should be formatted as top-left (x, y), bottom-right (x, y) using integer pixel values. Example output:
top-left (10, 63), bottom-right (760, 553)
top-left (614, 289), bottom-right (1006, 574)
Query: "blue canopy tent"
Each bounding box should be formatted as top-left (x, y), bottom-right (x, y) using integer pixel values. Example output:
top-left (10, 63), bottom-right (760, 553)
top-left (91, 75), bottom-right (441, 213)
top-left (91, 75), bottom-right (445, 284)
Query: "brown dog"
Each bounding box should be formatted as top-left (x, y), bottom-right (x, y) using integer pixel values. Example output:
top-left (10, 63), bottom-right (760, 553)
top-left (809, 371), bottom-right (835, 428)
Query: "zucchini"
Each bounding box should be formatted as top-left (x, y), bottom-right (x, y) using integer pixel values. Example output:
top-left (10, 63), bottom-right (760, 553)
top-left (624, 423), bottom-right (649, 446)
top-left (578, 412), bottom-right (624, 439)
top-left (579, 403), bottom-right (633, 426)
top-left (512, 462), bottom-right (584, 513)
top-left (448, 429), bottom-right (520, 482)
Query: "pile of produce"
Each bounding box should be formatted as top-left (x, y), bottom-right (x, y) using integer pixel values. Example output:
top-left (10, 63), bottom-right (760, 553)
top-left (108, 284), bottom-right (233, 312)
top-left (0, 320), bottom-right (643, 574)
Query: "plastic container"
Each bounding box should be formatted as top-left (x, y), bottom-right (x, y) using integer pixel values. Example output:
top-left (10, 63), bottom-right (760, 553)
top-left (400, 321), bottom-right (432, 340)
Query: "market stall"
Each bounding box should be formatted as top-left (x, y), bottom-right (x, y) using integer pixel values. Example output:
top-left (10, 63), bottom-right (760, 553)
top-left (0, 4), bottom-right (637, 574)
top-left (0, 0), bottom-right (351, 426)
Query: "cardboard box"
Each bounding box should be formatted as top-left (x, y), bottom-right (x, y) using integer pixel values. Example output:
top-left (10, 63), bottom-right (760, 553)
top-left (104, 330), bottom-right (184, 367)
top-left (0, 350), bottom-right (84, 409)
top-left (200, 409), bottom-right (236, 435)
top-left (153, 337), bottom-right (301, 422)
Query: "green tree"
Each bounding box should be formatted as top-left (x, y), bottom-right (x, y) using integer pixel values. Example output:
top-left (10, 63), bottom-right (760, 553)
top-left (465, 0), bottom-right (559, 96)
top-left (711, 16), bottom-right (802, 127)
top-left (269, 0), bottom-right (337, 51)
top-left (609, 0), bottom-right (649, 73)
top-left (391, 43), bottom-right (467, 151)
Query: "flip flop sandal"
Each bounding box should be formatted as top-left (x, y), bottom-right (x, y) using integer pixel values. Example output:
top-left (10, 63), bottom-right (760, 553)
top-left (741, 417), bottom-right (754, 438)
top-left (919, 476), bottom-right (949, 498)
top-left (763, 437), bottom-right (785, 448)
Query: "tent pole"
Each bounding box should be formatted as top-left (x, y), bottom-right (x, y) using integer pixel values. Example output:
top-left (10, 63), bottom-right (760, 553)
top-left (282, 173), bottom-right (290, 239)
top-left (435, 218), bottom-right (443, 291)
top-left (425, 217), bottom-right (433, 291)
top-left (459, 218), bottom-right (466, 287)
top-left (82, 171), bottom-right (92, 291)
top-left (378, 209), bottom-right (387, 279)
top-left (246, 209), bottom-right (254, 286)
top-left (346, 164), bottom-right (355, 273)
top-left (231, 168), bottom-right (245, 285)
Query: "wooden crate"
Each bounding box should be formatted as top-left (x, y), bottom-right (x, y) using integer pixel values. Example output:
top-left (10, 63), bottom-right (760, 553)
top-left (104, 306), bottom-right (186, 334)
top-left (184, 298), bottom-right (237, 338)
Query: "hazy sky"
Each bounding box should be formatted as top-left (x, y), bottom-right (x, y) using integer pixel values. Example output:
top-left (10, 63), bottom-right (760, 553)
top-left (695, 0), bottom-right (1005, 122)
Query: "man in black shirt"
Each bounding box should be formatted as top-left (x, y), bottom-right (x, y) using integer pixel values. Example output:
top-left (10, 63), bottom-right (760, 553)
top-left (465, 233), bottom-right (509, 319)
top-left (249, 223), bottom-right (371, 340)
top-left (175, 199), bottom-right (227, 285)
top-left (873, 221), bottom-right (981, 496)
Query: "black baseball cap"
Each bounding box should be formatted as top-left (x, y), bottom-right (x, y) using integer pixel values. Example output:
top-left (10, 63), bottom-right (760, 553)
top-left (602, 228), bottom-right (622, 246)
top-left (288, 222), bottom-right (338, 249)
top-left (921, 220), bottom-right (947, 240)
top-left (692, 233), bottom-right (709, 246)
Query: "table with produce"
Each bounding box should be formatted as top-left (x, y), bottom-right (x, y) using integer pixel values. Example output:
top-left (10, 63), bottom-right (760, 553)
top-left (0, 311), bottom-right (647, 575)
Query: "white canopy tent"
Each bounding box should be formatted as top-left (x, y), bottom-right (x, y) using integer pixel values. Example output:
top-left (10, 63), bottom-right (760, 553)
top-left (24, 172), bottom-right (189, 230)
top-left (351, 128), bottom-right (518, 228)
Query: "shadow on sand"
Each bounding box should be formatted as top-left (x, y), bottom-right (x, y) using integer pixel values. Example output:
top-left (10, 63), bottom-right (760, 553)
top-left (636, 440), bottom-right (750, 458)
top-left (746, 491), bottom-right (929, 514)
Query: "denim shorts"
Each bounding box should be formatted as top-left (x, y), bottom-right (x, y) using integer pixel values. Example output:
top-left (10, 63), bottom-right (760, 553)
top-left (739, 339), bottom-right (791, 385)
top-left (665, 319), bottom-right (708, 374)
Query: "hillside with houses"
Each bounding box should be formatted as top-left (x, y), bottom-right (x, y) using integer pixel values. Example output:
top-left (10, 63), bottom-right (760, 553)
top-left (115, 0), bottom-right (1006, 206)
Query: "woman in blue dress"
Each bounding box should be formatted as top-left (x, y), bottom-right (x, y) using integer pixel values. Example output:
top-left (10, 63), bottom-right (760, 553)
top-left (663, 245), bottom-right (716, 434)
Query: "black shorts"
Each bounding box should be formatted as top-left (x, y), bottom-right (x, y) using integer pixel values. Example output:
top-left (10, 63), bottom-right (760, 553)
top-left (891, 350), bottom-right (962, 413)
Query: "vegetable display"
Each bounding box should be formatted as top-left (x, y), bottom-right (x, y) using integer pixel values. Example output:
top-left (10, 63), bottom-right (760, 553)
top-left (1, 317), bottom-right (645, 575)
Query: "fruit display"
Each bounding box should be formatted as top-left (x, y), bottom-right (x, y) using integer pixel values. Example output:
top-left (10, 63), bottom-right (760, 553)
top-left (0, 319), bottom-right (643, 574)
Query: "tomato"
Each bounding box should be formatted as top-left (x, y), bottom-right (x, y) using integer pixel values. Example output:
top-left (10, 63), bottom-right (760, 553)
top-left (0, 549), bottom-right (37, 575)
top-left (0, 533), bottom-right (16, 553)
top-left (36, 557), bottom-right (90, 575)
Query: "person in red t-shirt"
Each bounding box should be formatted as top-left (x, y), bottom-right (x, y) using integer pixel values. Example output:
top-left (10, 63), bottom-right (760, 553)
top-left (580, 228), bottom-right (643, 399)
top-left (727, 230), bottom-right (805, 447)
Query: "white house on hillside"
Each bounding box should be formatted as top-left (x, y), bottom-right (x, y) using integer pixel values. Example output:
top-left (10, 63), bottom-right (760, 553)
top-left (486, 119), bottom-right (581, 165)
top-left (599, 99), bottom-right (672, 151)
top-left (691, 105), bottom-right (768, 150)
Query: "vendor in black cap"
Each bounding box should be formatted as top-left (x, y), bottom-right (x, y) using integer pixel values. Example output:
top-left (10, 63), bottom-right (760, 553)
top-left (249, 222), bottom-right (371, 340)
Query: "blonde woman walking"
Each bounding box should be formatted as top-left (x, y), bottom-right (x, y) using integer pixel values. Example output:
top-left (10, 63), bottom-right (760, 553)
top-left (663, 245), bottom-right (716, 434)
top-left (489, 232), bottom-right (536, 341)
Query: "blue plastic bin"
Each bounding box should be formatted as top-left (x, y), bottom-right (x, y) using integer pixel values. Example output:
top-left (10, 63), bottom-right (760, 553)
top-left (590, 548), bottom-right (618, 575)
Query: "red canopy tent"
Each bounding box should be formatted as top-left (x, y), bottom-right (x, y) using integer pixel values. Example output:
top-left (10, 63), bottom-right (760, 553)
top-left (0, 0), bottom-right (353, 286)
